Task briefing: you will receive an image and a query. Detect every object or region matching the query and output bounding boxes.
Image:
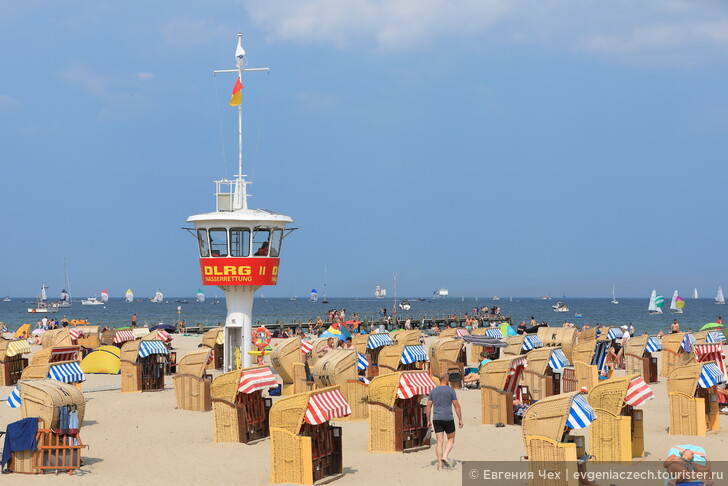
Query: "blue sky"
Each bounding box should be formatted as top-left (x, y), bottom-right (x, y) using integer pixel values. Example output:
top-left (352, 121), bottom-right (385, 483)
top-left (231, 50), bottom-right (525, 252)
top-left (1, 1), bottom-right (727, 299)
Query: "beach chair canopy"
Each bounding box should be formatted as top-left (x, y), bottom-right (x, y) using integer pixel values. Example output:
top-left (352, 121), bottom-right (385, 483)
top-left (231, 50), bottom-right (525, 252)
top-left (367, 333), bottom-right (394, 348)
top-left (455, 328), bottom-right (470, 337)
top-left (480, 356), bottom-right (528, 392)
top-left (139, 341), bottom-right (169, 358)
top-left (592, 341), bottom-right (610, 372)
top-left (143, 329), bottom-right (173, 343)
top-left (566, 394), bottom-right (597, 429)
top-left (396, 371), bottom-right (435, 399)
top-left (47, 346), bottom-right (80, 364)
top-left (1, 340), bottom-right (31, 359)
top-left (357, 353), bottom-right (369, 370)
top-left (459, 335), bottom-right (506, 347)
top-left (114, 329), bottom-right (135, 344)
top-left (400, 345), bottom-right (428, 364)
top-left (645, 337), bottom-right (662, 352)
top-left (607, 328), bottom-right (623, 340)
top-left (624, 376), bottom-right (655, 406)
top-left (698, 362), bottom-right (725, 388)
top-left (238, 366), bottom-right (278, 394)
top-left (484, 328), bottom-right (503, 339)
top-left (548, 348), bottom-right (570, 370)
top-left (523, 335), bottom-right (544, 351)
top-left (304, 388), bottom-right (351, 425)
top-left (132, 327), bottom-right (150, 339)
top-left (48, 362), bottom-right (85, 383)
top-left (681, 333), bottom-right (696, 352)
top-left (301, 339), bottom-right (313, 354)
top-left (707, 331), bottom-right (726, 343)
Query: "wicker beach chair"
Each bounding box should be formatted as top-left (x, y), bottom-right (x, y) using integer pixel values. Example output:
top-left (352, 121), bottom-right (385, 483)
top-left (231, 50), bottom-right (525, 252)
top-left (480, 356), bottom-right (528, 425)
top-left (624, 335), bottom-right (661, 383)
top-left (377, 342), bottom-right (429, 375)
top-left (522, 392), bottom-right (597, 486)
top-left (73, 325), bottom-right (100, 353)
top-left (429, 338), bottom-right (466, 388)
top-left (572, 340), bottom-right (612, 391)
top-left (352, 333), bottom-right (394, 379)
top-left (368, 371), bottom-right (436, 453)
top-left (211, 366), bottom-right (275, 443)
top-left (173, 348), bottom-right (213, 411)
top-left (18, 379), bottom-right (86, 428)
top-left (668, 362), bottom-right (722, 435)
top-left (0, 338), bottom-right (31, 386)
top-left (120, 339), bottom-right (168, 392)
top-left (577, 327), bottom-right (598, 345)
top-left (21, 346), bottom-right (85, 389)
top-left (469, 328), bottom-right (502, 363)
top-left (661, 332), bottom-right (690, 378)
top-left (311, 350), bottom-right (369, 420)
top-left (201, 327), bottom-right (224, 369)
top-left (537, 327), bottom-right (577, 363)
top-left (588, 374), bottom-right (654, 462)
top-left (41, 329), bottom-right (74, 348)
top-left (270, 337), bottom-right (310, 396)
top-left (523, 347), bottom-right (572, 401)
top-left (390, 330), bottom-right (421, 346)
top-left (269, 386), bottom-right (349, 484)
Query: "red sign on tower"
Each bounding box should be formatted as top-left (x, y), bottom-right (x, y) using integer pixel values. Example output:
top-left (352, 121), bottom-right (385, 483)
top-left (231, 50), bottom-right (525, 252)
top-left (199, 258), bottom-right (280, 286)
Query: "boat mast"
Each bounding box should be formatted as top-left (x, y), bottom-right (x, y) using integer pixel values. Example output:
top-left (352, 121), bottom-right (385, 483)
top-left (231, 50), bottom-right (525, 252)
top-left (213, 32), bottom-right (269, 211)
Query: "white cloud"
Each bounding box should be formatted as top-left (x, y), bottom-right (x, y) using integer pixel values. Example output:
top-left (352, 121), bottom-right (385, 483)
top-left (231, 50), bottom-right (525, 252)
top-left (0, 94), bottom-right (22, 112)
top-left (246, 0), bottom-right (728, 60)
top-left (161, 17), bottom-right (230, 46)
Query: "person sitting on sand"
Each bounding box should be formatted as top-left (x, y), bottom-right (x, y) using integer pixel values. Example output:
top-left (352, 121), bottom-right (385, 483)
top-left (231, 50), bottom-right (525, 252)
top-left (664, 449), bottom-right (713, 486)
top-left (463, 352), bottom-right (492, 385)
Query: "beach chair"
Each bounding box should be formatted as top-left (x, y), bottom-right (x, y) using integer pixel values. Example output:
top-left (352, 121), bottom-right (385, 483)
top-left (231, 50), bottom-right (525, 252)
top-left (588, 374), bottom-right (654, 462)
top-left (21, 346), bottom-right (85, 389)
top-left (73, 325), bottom-right (100, 355)
top-left (624, 335), bottom-right (661, 383)
top-left (662, 332), bottom-right (693, 378)
top-left (120, 339), bottom-right (168, 392)
top-left (270, 386), bottom-right (350, 484)
top-left (502, 334), bottom-right (543, 358)
top-left (173, 348), bottom-right (213, 411)
top-left (537, 327), bottom-right (577, 363)
top-left (311, 349), bottom-right (369, 420)
top-left (668, 362), bottom-right (723, 435)
top-left (577, 327), bottom-right (598, 345)
top-left (522, 392), bottom-right (597, 486)
top-left (201, 327), bottom-right (224, 369)
top-left (522, 347), bottom-right (572, 401)
top-left (352, 332), bottom-right (394, 379)
top-left (0, 338), bottom-right (31, 386)
top-left (270, 337), bottom-right (310, 396)
top-left (211, 366), bottom-right (276, 443)
top-left (429, 337), bottom-right (466, 389)
top-left (572, 341), bottom-right (611, 391)
top-left (377, 343), bottom-right (429, 375)
top-left (439, 327), bottom-right (469, 339)
top-left (368, 371), bottom-right (436, 453)
top-left (40, 329), bottom-right (75, 348)
top-left (480, 356), bottom-right (528, 425)
top-left (390, 330), bottom-right (421, 346)
top-left (469, 328), bottom-right (502, 363)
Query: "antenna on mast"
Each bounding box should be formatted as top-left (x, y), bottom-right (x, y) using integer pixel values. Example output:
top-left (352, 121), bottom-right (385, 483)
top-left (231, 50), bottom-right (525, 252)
top-left (213, 32), bottom-right (269, 211)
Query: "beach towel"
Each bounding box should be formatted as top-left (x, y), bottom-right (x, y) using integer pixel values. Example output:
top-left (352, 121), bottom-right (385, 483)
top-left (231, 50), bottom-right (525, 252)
top-left (2, 417), bottom-right (38, 468)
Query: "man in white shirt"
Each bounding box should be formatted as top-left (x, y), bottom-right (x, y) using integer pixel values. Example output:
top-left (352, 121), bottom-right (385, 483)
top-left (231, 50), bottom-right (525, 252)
top-left (617, 325), bottom-right (630, 368)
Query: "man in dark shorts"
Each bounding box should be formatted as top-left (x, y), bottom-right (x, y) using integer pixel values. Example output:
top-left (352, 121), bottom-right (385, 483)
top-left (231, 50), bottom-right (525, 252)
top-left (426, 374), bottom-right (463, 470)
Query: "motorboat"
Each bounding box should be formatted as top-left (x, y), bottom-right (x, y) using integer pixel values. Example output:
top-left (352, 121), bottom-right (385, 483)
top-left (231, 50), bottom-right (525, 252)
top-left (399, 299), bottom-right (411, 311)
top-left (81, 297), bottom-right (104, 306)
top-left (552, 301), bottom-right (569, 313)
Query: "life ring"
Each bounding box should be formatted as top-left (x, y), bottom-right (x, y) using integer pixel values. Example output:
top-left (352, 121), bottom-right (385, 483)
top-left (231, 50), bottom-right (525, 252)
top-left (253, 326), bottom-right (272, 349)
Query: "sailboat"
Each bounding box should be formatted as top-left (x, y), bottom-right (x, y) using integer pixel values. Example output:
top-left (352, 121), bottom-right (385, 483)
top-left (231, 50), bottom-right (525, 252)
top-left (56, 258), bottom-right (72, 307)
top-left (197, 289), bottom-right (205, 303)
top-left (670, 290), bottom-right (685, 314)
top-left (375, 286), bottom-right (386, 299)
top-left (310, 289), bottom-right (319, 302)
top-left (28, 284), bottom-right (58, 313)
top-left (717, 286), bottom-right (726, 305)
top-left (321, 267), bottom-right (329, 304)
top-left (693, 288), bottom-right (699, 300)
top-left (648, 290), bottom-right (664, 314)
top-left (2, 292), bottom-right (10, 302)
top-left (126, 289), bottom-right (134, 303)
top-left (101, 289), bottom-right (109, 303)
top-left (151, 290), bottom-right (164, 303)
top-left (611, 282), bottom-right (619, 305)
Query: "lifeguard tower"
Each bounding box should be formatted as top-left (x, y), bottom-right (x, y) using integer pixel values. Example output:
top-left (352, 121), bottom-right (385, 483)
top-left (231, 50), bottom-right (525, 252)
top-left (187, 33), bottom-right (294, 370)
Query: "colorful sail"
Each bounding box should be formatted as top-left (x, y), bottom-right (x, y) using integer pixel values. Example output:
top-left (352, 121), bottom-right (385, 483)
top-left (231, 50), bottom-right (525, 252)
top-left (196, 289), bottom-right (205, 302)
top-left (101, 290), bottom-right (109, 303)
top-left (126, 289), bottom-right (134, 303)
top-left (310, 289), bottom-right (318, 302)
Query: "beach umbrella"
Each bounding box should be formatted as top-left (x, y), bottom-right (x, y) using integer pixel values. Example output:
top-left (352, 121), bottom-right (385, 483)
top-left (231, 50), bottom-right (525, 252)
top-left (320, 330), bottom-right (345, 341)
top-left (32, 328), bottom-right (46, 335)
top-left (700, 322), bottom-right (722, 331)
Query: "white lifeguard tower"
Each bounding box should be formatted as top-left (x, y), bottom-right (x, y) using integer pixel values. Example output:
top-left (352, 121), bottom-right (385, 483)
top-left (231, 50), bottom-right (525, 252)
top-left (187, 33), bottom-right (293, 370)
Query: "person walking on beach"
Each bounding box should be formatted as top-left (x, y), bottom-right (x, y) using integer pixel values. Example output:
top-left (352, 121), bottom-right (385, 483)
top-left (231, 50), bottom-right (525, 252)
top-left (426, 374), bottom-right (463, 470)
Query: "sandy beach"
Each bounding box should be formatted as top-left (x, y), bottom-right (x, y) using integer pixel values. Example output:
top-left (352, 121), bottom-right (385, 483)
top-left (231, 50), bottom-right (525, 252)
top-left (1, 334), bottom-right (726, 486)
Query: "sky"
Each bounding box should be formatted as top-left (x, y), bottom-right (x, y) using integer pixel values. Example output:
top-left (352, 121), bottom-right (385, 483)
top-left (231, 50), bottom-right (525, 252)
top-left (1, 0), bottom-right (728, 299)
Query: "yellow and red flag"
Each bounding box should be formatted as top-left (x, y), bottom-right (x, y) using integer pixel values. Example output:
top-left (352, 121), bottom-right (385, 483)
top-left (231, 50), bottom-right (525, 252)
top-left (229, 77), bottom-right (243, 106)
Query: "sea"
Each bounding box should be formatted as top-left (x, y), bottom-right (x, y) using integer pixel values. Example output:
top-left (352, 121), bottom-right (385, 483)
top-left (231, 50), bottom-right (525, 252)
top-left (1, 296), bottom-right (724, 334)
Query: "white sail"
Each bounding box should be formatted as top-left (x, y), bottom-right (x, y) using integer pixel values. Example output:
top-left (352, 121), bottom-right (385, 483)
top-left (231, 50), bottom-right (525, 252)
top-left (40, 285), bottom-right (48, 301)
top-left (670, 290), bottom-right (679, 311)
top-left (126, 289), bottom-right (134, 302)
top-left (611, 282), bottom-right (619, 304)
top-left (717, 286), bottom-right (726, 304)
top-left (310, 289), bottom-right (318, 302)
top-left (648, 290), bottom-right (658, 313)
top-left (693, 288), bottom-right (699, 299)
top-left (197, 289), bottom-right (205, 302)
top-left (101, 290), bottom-right (109, 302)
top-left (60, 290), bottom-right (70, 302)
top-left (152, 290), bottom-right (164, 303)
